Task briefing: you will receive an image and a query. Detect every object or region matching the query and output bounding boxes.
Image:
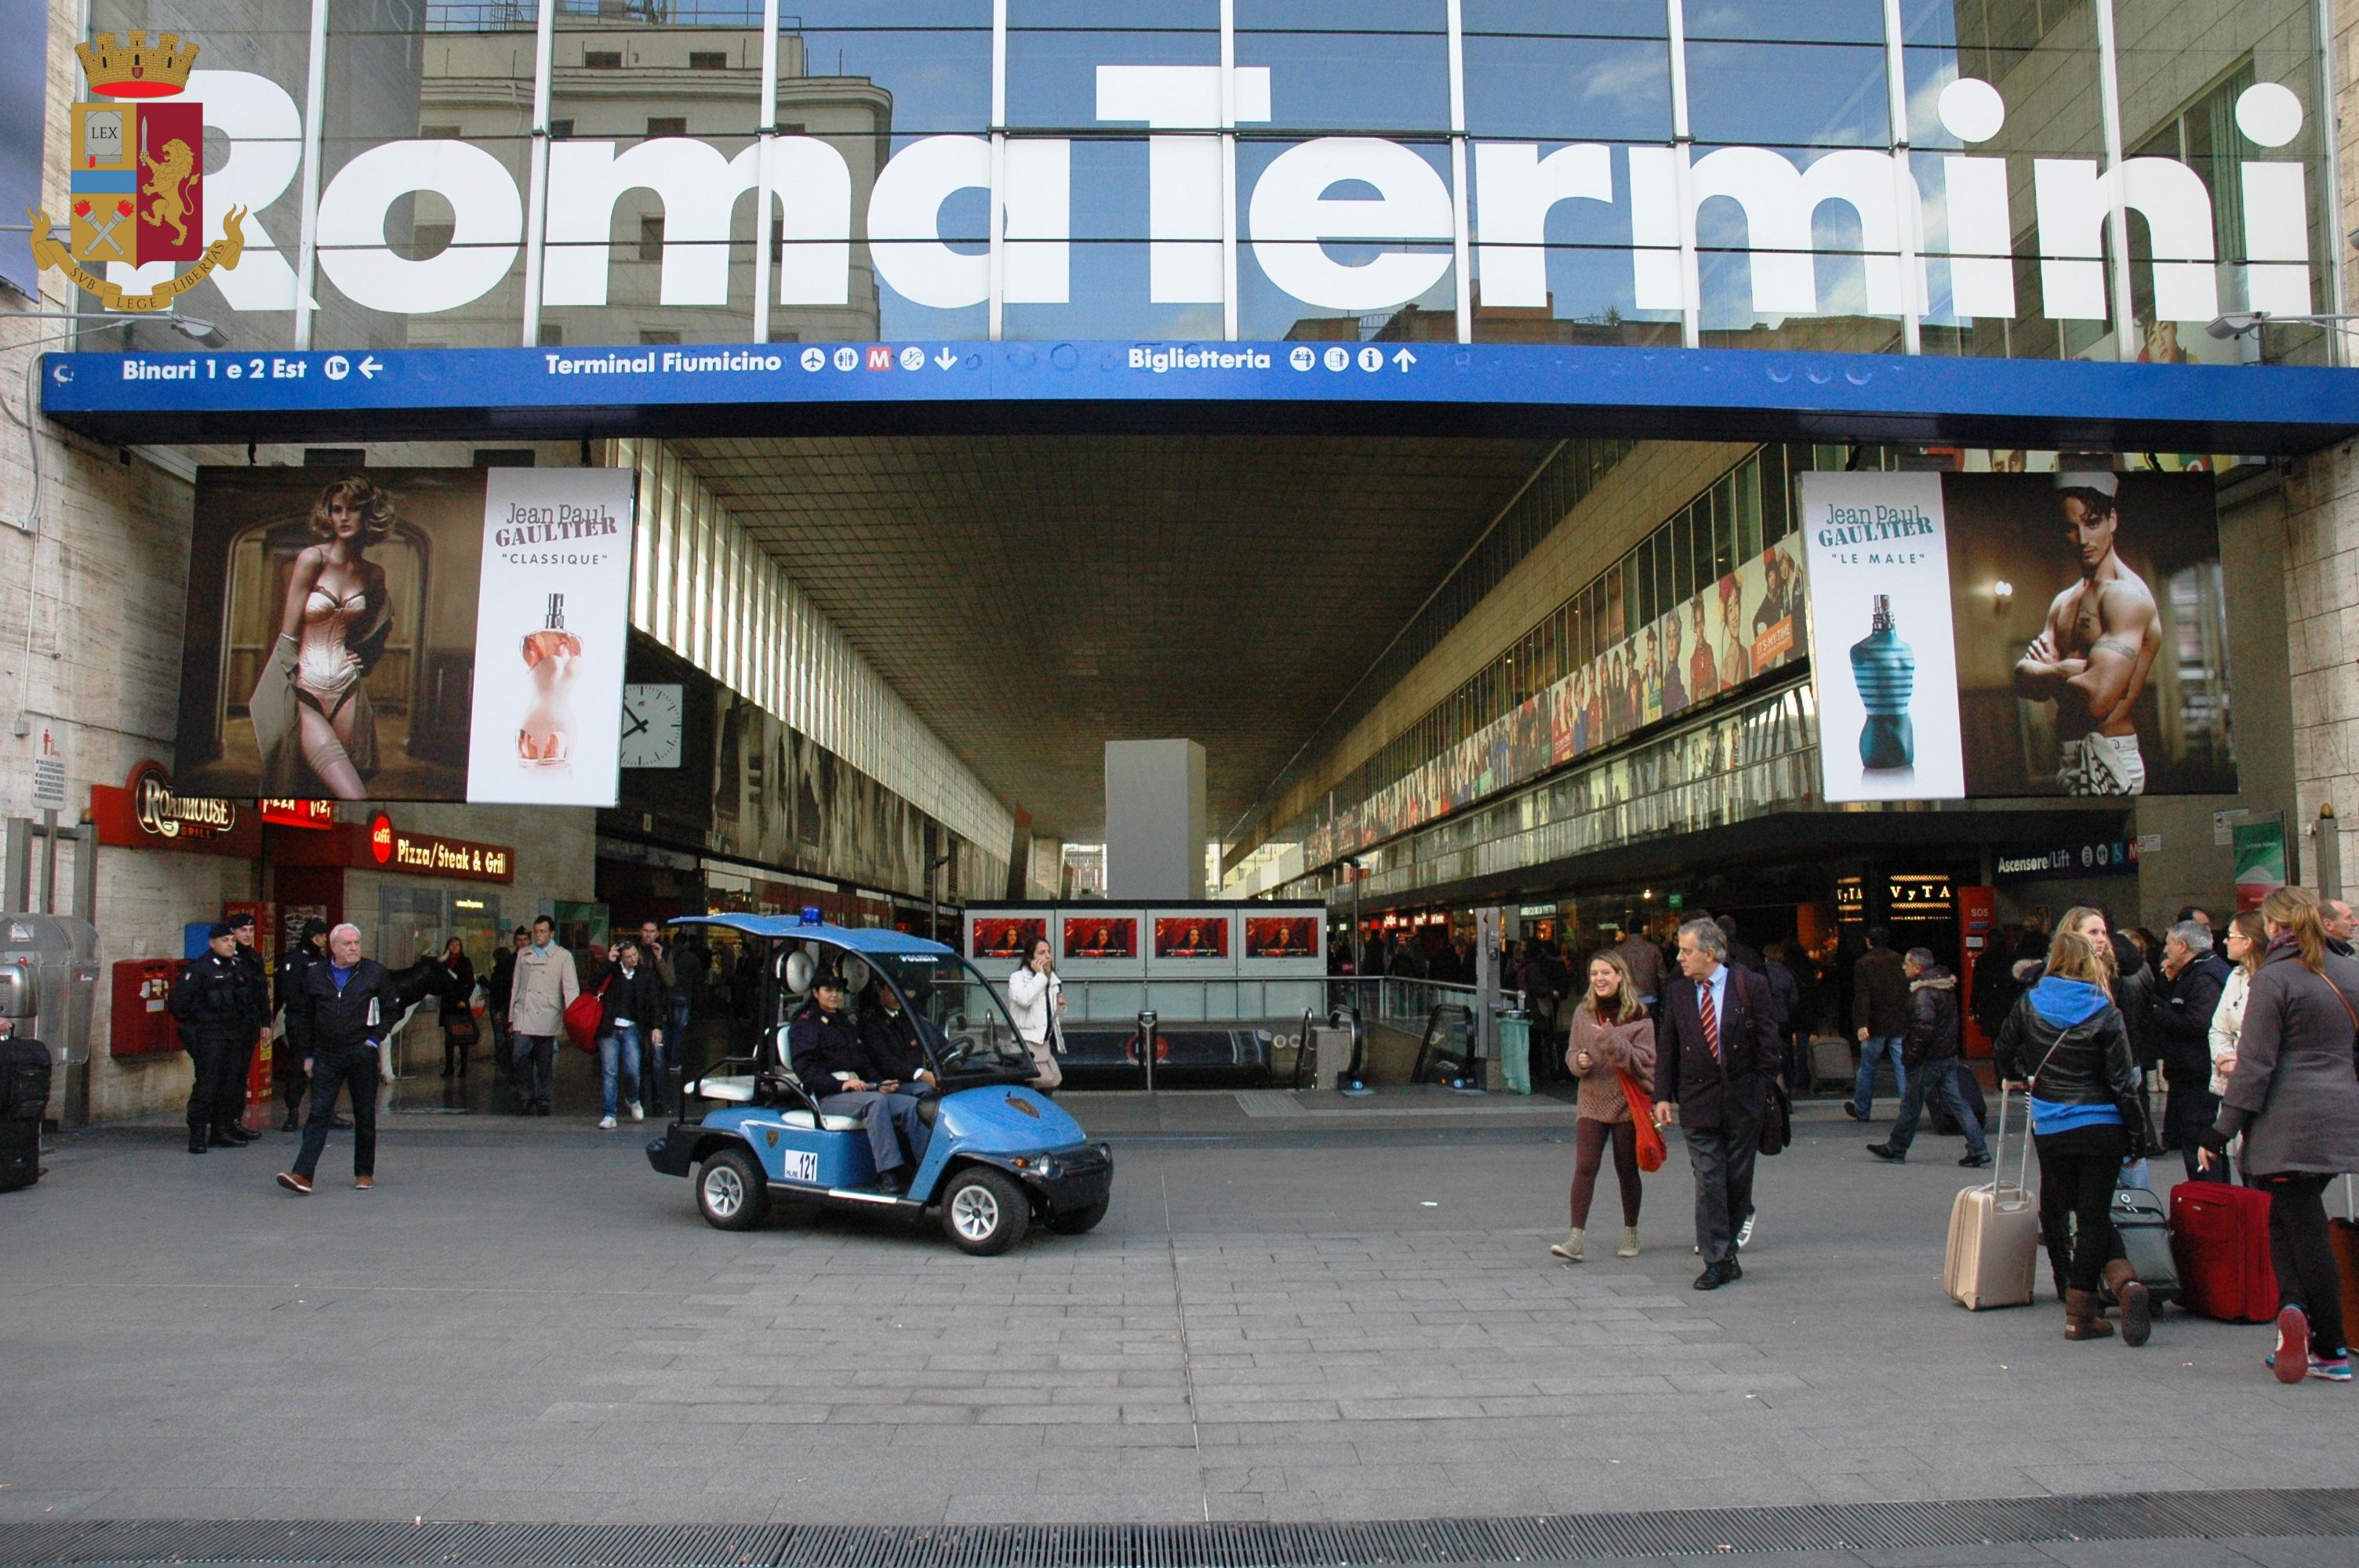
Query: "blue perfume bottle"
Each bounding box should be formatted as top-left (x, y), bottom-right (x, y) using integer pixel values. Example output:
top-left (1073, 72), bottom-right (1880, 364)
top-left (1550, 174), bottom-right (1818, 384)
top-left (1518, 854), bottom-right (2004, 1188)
top-left (1851, 593), bottom-right (1915, 770)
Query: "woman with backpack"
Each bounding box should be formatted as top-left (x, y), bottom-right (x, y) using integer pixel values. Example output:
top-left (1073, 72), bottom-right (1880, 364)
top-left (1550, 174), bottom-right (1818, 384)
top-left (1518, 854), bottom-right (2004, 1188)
top-left (1550, 950), bottom-right (1656, 1264)
top-left (2194, 887), bottom-right (2359, 1383)
top-left (1994, 928), bottom-right (2147, 1345)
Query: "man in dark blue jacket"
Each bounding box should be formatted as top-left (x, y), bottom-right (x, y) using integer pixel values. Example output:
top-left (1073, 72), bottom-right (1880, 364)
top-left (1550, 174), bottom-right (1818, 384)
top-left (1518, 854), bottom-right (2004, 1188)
top-left (1654, 917), bottom-right (1782, 1290)
top-left (2154, 920), bottom-right (2232, 1180)
top-left (169, 923), bottom-right (263, 1154)
top-left (276, 924), bottom-right (393, 1195)
top-left (788, 971), bottom-right (929, 1192)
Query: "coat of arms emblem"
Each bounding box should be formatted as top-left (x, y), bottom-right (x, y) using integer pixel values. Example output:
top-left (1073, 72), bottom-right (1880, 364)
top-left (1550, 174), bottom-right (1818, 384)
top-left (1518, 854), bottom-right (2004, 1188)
top-left (27, 31), bottom-right (246, 311)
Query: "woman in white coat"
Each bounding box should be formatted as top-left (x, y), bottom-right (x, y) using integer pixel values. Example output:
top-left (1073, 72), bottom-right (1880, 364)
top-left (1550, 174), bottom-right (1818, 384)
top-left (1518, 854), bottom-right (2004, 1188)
top-left (1007, 935), bottom-right (1065, 1092)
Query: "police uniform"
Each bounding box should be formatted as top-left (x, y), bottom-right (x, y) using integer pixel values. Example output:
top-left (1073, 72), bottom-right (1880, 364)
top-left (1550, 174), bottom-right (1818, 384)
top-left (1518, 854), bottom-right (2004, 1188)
top-left (275, 922), bottom-right (329, 1130)
top-left (787, 987), bottom-right (930, 1189)
top-left (167, 931), bottom-right (264, 1152)
top-left (220, 930), bottom-right (271, 1139)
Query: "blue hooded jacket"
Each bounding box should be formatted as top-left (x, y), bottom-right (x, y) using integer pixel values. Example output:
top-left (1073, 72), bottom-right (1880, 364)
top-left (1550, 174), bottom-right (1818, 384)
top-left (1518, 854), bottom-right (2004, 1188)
top-left (1997, 976), bottom-right (2133, 1135)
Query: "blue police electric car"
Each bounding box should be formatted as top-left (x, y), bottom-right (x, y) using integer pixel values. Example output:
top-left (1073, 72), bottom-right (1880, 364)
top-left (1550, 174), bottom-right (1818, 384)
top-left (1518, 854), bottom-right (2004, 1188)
top-left (643, 913), bottom-right (1112, 1254)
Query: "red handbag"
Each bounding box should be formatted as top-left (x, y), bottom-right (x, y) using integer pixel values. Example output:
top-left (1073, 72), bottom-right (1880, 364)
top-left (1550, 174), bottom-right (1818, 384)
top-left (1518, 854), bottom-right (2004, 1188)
top-left (1617, 1068), bottom-right (1667, 1172)
top-left (563, 976), bottom-right (609, 1054)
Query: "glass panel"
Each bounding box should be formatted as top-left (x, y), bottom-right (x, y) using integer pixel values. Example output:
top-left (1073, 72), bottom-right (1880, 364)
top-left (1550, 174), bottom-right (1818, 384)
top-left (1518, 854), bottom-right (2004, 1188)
top-left (1009, 0), bottom-right (1217, 131)
top-left (1005, 136), bottom-right (1222, 339)
top-left (80, 0), bottom-right (318, 354)
top-left (1238, 1), bottom-right (1451, 135)
top-left (1685, 0), bottom-right (1887, 44)
top-left (308, 2), bottom-right (536, 353)
top-left (1686, 45), bottom-right (1892, 147)
top-left (1236, 137), bottom-right (1457, 341)
top-left (1470, 146), bottom-right (1684, 345)
top-left (1463, 35), bottom-right (1674, 141)
top-left (538, 3), bottom-right (767, 347)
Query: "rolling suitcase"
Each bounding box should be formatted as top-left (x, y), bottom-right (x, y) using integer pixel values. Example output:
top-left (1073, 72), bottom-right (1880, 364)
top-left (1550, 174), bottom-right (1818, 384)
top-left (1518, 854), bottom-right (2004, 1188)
top-left (0, 1036), bottom-right (50, 1123)
top-left (0, 1120), bottom-right (38, 1192)
top-left (1945, 1083), bottom-right (2040, 1309)
top-left (2103, 1185), bottom-right (2181, 1308)
top-left (1808, 1036), bottom-right (1853, 1094)
top-left (2172, 1179), bottom-right (2277, 1323)
top-left (2330, 1178), bottom-right (2359, 1347)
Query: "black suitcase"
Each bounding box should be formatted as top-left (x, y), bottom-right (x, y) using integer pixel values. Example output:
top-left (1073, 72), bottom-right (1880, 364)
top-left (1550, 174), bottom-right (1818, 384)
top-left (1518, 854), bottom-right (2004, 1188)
top-left (0, 1037), bottom-right (52, 1123)
top-left (2102, 1185), bottom-right (2183, 1307)
top-left (0, 1118), bottom-right (39, 1191)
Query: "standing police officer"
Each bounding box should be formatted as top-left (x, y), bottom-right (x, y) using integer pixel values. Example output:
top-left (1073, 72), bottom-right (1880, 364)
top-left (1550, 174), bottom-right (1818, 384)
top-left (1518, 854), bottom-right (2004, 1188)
top-left (169, 923), bottom-right (263, 1153)
top-left (275, 918), bottom-right (330, 1131)
top-left (218, 911), bottom-right (273, 1141)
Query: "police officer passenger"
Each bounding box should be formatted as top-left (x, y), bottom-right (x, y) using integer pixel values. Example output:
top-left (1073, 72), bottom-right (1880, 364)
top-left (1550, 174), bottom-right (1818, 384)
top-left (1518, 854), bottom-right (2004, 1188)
top-left (168, 923), bottom-right (266, 1153)
top-left (275, 918), bottom-right (330, 1131)
top-left (788, 971), bottom-right (930, 1193)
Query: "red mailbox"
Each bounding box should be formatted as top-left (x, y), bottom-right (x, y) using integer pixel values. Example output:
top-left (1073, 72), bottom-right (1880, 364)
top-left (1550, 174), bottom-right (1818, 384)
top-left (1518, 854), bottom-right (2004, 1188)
top-left (111, 959), bottom-right (183, 1058)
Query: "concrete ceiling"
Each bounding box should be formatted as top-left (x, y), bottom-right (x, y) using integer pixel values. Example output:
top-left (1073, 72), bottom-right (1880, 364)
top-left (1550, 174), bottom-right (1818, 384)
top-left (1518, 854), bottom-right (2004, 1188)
top-left (676, 434), bottom-right (1559, 840)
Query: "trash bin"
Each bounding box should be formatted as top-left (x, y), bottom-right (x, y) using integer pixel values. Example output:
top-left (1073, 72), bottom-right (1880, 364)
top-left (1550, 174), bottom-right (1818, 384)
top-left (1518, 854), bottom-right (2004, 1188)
top-left (1497, 1011), bottom-right (1532, 1096)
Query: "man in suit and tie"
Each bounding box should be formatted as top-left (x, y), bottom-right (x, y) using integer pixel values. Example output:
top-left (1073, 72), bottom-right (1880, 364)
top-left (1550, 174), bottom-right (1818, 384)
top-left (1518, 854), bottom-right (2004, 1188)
top-left (1653, 916), bottom-right (1783, 1290)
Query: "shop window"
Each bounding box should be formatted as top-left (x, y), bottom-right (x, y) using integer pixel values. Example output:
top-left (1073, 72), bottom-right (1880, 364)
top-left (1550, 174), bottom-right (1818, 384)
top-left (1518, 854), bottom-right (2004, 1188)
top-left (646, 115), bottom-right (688, 137)
top-left (689, 51), bottom-right (729, 70)
top-left (583, 50), bottom-right (622, 69)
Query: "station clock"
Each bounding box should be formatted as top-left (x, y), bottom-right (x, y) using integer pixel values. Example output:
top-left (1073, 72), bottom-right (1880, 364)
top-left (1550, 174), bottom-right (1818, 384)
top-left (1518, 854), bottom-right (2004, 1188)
top-left (618, 683), bottom-right (685, 769)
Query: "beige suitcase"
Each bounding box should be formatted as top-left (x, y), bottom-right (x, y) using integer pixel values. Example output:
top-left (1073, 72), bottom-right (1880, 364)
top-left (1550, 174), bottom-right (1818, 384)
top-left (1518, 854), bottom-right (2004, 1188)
top-left (1943, 1084), bottom-right (2041, 1310)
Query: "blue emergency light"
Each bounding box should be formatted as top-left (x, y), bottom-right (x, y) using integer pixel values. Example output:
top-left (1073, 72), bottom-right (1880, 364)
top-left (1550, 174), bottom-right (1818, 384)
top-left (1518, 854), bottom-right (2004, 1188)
top-left (800, 906), bottom-right (822, 926)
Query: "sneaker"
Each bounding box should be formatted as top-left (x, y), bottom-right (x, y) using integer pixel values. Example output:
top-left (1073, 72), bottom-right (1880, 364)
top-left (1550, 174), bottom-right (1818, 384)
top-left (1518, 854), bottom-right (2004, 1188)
top-left (1959, 1151), bottom-right (1994, 1168)
top-left (354, 1175), bottom-right (374, 1191)
top-left (1549, 1229), bottom-right (1585, 1262)
top-left (627, 1100), bottom-right (645, 1122)
top-left (598, 1114), bottom-right (617, 1131)
top-left (1617, 1226), bottom-right (1641, 1258)
top-left (1866, 1143), bottom-right (1903, 1163)
top-left (274, 1171), bottom-right (313, 1195)
top-left (2275, 1305), bottom-right (2311, 1384)
top-left (2310, 1355), bottom-right (2353, 1382)
top-left (1736, 1211), bottom-right (1756, 1250)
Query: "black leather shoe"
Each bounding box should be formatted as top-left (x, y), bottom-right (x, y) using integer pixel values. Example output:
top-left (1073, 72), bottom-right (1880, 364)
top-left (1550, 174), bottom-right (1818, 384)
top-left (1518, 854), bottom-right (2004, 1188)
top-left (213, 1125), bottom-right (254, 1146)
top-left (1692, 1262), bottom-right (1727, 1290)
top-left (1843, 1104), bottom-right (1870, 1122)
top-left (279, 1113), bottom-right (300, 1133)
top-left (187, 1130), bottom-right (209, 1154)
top-left (873, 1170), bottom-right (909, 1195)
top-left (1959, 1151), bottom-right (1994, 1167)
top-left (1866, 1143), bottom-right (1903, 1163)
top-left (1725, 1258), bottom-right (1742, 1282)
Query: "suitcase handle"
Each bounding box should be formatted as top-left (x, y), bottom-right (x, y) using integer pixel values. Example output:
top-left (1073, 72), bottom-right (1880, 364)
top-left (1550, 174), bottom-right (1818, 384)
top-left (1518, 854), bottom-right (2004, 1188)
top-left (1984, 1081), bottom-right (2034, 1209)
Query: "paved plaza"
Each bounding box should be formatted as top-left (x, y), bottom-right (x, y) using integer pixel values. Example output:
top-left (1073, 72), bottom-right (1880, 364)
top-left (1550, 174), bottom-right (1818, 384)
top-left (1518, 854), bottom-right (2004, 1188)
top-left (3, 1089), bottom-right (2357, 1560)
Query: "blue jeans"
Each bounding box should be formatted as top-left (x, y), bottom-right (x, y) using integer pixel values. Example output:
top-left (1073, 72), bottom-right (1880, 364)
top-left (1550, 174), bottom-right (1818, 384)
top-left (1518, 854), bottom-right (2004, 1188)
top-left (1852, 1035), bottom-right (1906, 1115)
top-left (1886, 1059), bottom-right (1987, 1159)
top-left (598, 1023), bottom-right (642, 1117)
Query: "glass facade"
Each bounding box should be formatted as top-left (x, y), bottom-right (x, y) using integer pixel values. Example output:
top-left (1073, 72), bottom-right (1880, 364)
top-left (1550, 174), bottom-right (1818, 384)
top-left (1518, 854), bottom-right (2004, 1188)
top-left (72, 1), bottom-right (2332, 363)
top-left (605, 435), bottom-right (1016, 872)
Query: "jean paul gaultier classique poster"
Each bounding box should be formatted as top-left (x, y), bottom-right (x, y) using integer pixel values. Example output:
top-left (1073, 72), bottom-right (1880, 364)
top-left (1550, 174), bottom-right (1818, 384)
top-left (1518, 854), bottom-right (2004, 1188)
top-left (1796, 471), bottom-right (1966, 803)
top-left (464, 468), bottom-right (638, 807)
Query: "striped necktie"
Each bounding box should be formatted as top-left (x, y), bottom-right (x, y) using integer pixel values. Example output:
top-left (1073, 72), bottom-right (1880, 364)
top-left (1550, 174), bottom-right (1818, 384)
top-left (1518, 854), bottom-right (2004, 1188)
top-left (1700, 982), bottom-right (1721, 1063)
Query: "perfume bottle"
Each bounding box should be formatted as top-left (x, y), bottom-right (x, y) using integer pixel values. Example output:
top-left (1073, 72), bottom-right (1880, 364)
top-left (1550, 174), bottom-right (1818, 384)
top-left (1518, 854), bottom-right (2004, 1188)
top-left (518, 592), bottom-right (582, 767)
top-left (1850, 593), bottom-right (1915, 770)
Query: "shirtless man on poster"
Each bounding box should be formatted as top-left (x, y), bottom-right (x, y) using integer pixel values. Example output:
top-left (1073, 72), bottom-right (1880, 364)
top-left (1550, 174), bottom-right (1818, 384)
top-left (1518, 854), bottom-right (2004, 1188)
top-left (2010, 470), bottom-right (2161, 795)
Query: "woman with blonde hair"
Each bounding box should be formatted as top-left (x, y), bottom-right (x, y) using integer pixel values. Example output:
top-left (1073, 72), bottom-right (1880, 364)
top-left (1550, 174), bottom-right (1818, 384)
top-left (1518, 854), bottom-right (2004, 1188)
top-left (2195, 887), bottom-right (2359, 1382)
top-left (250, 477), bottom-right (394, 799)
top-left (1994, 928), bottom-right (2146, 1344)
top-left (1550, 949), bottom-right (1656, 1263)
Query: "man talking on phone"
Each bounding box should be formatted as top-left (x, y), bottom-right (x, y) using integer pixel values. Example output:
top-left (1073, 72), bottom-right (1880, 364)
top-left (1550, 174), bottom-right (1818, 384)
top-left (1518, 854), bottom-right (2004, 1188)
top-left (1654, 917), bottom-right (1783, 1290)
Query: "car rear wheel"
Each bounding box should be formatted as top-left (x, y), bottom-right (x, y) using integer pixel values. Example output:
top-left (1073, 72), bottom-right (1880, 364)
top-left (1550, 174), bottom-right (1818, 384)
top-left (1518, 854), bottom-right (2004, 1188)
top-left (696, 1147), bottom-right (765, 1231)
top-left (1045, 1200), bottom-right (1107, 1236)
top-left (941, 1166), bottom-right (1029, 1255)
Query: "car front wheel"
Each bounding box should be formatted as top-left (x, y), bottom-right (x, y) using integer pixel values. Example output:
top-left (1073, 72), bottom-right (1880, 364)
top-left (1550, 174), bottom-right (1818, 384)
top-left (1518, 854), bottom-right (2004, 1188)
top-left (940, 1166), bottom-right (1030, 1255)
top-left (696, 1147), bottom-right (765, 1231)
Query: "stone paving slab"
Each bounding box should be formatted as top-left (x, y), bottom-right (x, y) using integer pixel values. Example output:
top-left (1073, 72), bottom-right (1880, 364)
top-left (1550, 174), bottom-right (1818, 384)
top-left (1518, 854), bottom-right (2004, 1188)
top-left (3, 1102), bottom-right (2357, 1529)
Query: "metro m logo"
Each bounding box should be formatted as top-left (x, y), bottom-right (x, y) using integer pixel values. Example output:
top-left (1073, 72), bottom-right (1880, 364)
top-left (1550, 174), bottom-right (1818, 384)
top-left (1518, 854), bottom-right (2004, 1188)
top-left (866, 346), bottom-right (893, 369)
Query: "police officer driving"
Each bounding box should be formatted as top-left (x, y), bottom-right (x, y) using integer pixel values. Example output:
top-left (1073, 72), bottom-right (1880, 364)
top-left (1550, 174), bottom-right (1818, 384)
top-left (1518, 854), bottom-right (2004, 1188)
top-left (788, 970), bottom-right (931, 1194)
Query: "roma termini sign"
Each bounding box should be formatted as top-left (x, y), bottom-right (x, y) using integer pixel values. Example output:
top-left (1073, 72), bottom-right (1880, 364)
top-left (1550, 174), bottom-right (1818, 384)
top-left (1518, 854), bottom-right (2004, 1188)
top-left (91, 62), bottom-right (2318, 332)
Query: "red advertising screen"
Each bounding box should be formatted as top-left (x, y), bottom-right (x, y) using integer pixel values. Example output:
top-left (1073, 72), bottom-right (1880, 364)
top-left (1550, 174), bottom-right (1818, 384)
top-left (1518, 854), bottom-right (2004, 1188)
top-left (1244, 916), bottom-right (1317, 958)
top-left (1063, 916), bottom-right (1136, 958)
top-left (1154, 917), bottom-right (1229, 958)
top-left (972, 916), bottom-right (1045, 960)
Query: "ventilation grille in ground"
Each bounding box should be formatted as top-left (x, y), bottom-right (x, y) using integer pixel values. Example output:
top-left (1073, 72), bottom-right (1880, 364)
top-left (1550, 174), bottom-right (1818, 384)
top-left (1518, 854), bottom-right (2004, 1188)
top-left (3, 1487), bottom-right (2357, 1566)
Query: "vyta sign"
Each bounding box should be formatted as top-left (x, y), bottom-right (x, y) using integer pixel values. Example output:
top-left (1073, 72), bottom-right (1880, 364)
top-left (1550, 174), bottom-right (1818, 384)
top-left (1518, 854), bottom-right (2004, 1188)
top-left (96, 60), bottom-right (2315, 328)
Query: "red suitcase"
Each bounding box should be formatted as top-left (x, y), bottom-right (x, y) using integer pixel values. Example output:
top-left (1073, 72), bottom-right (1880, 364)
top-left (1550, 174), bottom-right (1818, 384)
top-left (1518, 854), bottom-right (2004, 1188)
top-left (2171, 1181), bottom-right (2278, 1323)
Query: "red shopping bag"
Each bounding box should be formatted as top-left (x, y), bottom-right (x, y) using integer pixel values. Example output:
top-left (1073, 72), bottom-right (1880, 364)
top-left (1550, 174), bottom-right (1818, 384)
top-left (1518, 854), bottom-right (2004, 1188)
top-left (1617, 1068), bottom-right (1667, 1172)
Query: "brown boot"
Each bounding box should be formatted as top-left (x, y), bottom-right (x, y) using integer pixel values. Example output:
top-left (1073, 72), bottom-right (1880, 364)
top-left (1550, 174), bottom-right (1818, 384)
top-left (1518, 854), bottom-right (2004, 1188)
top-left (2103, 1259), bottom-right (2151, 1346)
top-left (2064, 1288), bottom-right (2115, 1340)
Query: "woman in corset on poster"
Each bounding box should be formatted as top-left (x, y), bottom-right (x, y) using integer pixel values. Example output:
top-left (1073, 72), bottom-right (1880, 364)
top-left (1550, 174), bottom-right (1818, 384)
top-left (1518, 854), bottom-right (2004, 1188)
top-left (250, 477), bottom-right (393, 800)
